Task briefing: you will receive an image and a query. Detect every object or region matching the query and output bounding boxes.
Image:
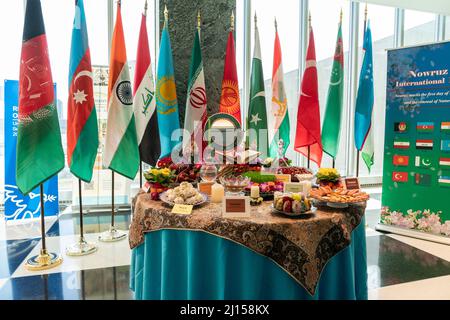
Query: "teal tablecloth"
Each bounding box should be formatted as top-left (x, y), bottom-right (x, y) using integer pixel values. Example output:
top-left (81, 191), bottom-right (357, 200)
top-left (130, 217), bottom-right (367, 300)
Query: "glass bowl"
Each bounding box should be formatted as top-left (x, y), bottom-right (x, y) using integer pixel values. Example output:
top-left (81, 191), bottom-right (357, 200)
top-left (219, 175), bottom-right (251, 195)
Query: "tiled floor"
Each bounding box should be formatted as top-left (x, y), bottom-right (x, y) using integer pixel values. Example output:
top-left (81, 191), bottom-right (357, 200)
top-left (0, 194), bottom-right (450, 300)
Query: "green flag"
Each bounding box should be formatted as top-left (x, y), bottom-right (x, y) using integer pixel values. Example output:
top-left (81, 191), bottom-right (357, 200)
top-left (247, 19), bottom-right (268, 158)
top-left (321, 23), bottom-right (344, 159)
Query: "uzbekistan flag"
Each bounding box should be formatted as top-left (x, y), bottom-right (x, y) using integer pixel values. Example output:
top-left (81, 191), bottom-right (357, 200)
top-left (416, 122), bottom-right (434, 132)
top-left (416, 139), bottom-right (433, 150)
top-left (16, 0), bottom-right (64, 195)
top-left (439, 157), bottom-right (450, 167)
top-left (441, 122), bottom-right (450, 133)
top-left (133, 8), bottom-right (160, 166)
top-left (438, 176), bottom-right (450, 187)
top-left (294, 26), bottom-right (323, 166)
top-left (103, 2), bottom-right (139, 179)
top-left (393, 140), bottom-right (410, 149)
top-left (67, 0), bottom-right (98, 183)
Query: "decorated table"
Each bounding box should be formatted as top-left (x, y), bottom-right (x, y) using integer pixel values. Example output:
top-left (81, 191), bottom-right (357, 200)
top-left (129, 192), bottom-right (368, 300)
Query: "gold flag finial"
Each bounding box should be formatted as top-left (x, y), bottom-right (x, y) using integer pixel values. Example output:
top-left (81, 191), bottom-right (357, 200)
top-left (308, 12), bottom-right (311, 29)
top-left (197, 10), bottom-right (201, 31)
top-left (254, 12), bottom-right (257, 26)
top-left (274, 17), bottom-right (277, 32)
top-left (118, 0), bottom-right (121, 6)
top-left (164, 4), bottom-right (169, 21)
top-left (144, 0), bottom-right (148, 16)
top-left (340, 8), bottom-right (343, 24)
top-left (231, 11), bottom-right (235, 31)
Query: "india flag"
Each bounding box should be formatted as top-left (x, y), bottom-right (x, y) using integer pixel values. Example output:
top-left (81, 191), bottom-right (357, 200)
top-left (441, 122), bottom-right (450, 133)
top-left (103, 2), bottom-right (139, 179)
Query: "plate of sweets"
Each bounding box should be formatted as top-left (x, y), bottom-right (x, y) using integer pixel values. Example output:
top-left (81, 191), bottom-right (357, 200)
top-left (242, 171), bottom-right (284, 200)
top-left (271, 192), bottom-right (314, 218)
top-left (309, 186), bottom-right (369, 208)
top-left (160, 182), bottom-right (208, 207)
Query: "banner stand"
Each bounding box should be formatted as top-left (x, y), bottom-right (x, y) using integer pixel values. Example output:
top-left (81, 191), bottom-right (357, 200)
top-left (376, 223), bottom-right (450, 246)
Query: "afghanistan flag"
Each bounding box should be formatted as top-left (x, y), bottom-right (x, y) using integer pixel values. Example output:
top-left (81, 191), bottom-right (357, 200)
top-left (355, 21), bottom-right (374, 172)
top-left (219, 30), bottom-right (241, 124)
top-left (183, 22), bottom-right (207, 161)
top-left (67, 0), bottom-right (98, 183)
top-left (16, 0), bottom-right (64, 195)
top-left (294, 26), bottom-right (323, 166)
top-left (133, 9), bottom-right (160, 166)
top-left (321, 20), bottom-right (344, 159)
top-left (415, 173), bottom-right (431, 186)
top-left (103, 2), bottom-right (139, 179)
top-left (156, 13), bottom-right (180, 159)
top-left (246, 17), bottom-right (268, 158)
top-left (269, 26), bottom-right (290, 158)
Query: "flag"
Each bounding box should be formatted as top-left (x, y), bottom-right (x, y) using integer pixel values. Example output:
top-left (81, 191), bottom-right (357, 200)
top-left (156, 12), bottom-right (180, 159)
top-left (441, 140), bottom-right (450, 152)
top-left (321, 21), bottom-right (344, 159)
top-left (183, 23), bottom-right (207, 160)
top-left (294, 26), bottom-right (323, 166)
top-left (133, 10), bottom-right (160, 166)
top-left (440, 122), bottom-right (450, 133)
top-left (246, 18), bottom-right (268, 157)
top-left (392, 172), bottom-right (408, 182)
top-left (438, 176), bottom-right (450, 187)
top-left (269, 26), bottom-right (290, 158)
top-left (67, 0), bottom-right (98, 183)
top-left (354, 21), bottom-right (374, 172)
top-left (416, 122), bottom-right (434, 133)
top-left (219, 30), bottom-right (241, 123)
top-left (414, 173), bottom-right (431, 186)
top-left (416, 139), bottom-right (433, 150)
top-left (415, 156), bottom-right (432, 168)
top-left (393, 155), bottom-right (409, 166)
top-left (439, 157), bottom-right (450, 167)
top-left (394, 122), bottom-right (407, 133)
top-left (16, 0), bottom-right (64, 195)
top-left (103, 2), bottom-right (139, 179)
top-left (393, 139), bottom-right (410, 149)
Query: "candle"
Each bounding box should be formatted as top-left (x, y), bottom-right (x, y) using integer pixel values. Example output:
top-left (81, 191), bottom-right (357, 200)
top-left (302, 181), bottom-right (312, 196)
top-left (250, 185), bottom-right (260, 198)
top-left (211, 183), bottom-right (225, 203)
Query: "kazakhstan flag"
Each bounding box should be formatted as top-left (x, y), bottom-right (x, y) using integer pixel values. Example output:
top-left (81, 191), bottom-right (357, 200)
top-left (156, 19), bottom-right (180, 158)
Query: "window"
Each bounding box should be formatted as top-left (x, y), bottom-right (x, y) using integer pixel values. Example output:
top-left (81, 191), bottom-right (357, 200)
top-left (309, 0), bottom-right (349, 173)
top-left (404, 10), bottom-right (436, 46)
top-left (251, 0), bottom-right (300, 163)
top-left (356, 4), bottom-right (395, 178)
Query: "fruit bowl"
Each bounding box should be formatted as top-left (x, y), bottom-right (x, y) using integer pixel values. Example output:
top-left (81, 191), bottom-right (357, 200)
top-left (219, 175), bottom-right (251, 195)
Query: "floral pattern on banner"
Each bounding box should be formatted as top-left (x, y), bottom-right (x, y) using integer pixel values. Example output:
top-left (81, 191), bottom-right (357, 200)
top-left (381, 207), bottom-right (450, 237)
top-left (129, 193), bottom-right (366, 295)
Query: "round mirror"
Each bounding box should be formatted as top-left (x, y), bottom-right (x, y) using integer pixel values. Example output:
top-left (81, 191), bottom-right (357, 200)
top-left (205, 113), bottom-right (242, 152)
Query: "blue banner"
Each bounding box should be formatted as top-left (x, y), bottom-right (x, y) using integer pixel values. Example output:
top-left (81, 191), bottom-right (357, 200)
top-left (3, 80), bottom-right (59, 221)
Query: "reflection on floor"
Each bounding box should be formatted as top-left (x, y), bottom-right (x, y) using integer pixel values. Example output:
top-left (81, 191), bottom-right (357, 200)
top-left (0, 194), bottom-right (450, 300)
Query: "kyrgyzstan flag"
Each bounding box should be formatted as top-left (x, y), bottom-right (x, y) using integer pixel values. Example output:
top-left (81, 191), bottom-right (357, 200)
top-left (67, 0), bottom-right (99, 183)
top-left (294, 26), bottom-right (323, 166)
top-left (219, 29), bottom-right (241, 124)
top-left (16, 0), bottom-right (64, 195)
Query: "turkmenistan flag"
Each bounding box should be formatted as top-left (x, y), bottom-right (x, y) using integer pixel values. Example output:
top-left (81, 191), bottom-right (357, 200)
top-left (67, 0), bottom-right (98, 182)
top-left (16, 0), bottom-right (64, 195)
top-left (246, 16), bottom-right (268, 158)
top-left (269, 26), bottom-right (290, 158)
top-left (321, 22), bottom-right (344, 159)
top-left (355, 21), bottom-right (374, 172)
top-left (183, 21), bottom-right (207, 160)
top-left (103, 2), bottom-right (139, 179)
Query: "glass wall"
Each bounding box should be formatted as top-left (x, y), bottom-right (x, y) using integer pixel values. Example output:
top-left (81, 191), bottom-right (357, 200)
top-left (404, 9), bottom-right (436, 46)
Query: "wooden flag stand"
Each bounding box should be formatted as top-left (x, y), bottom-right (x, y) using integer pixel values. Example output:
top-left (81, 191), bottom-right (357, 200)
top-left (98, 171), bottom-right (127, 242)
top-left (66, 179), bottom-right (97, 256)
top-left (25, 184), bottom-right (63, 271)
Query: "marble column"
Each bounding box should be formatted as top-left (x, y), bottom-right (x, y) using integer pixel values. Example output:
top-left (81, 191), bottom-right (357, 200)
top-left (159, 0), bottom-right (236, 125)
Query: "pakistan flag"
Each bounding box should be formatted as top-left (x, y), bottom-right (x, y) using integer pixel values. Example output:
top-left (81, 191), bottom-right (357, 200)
top-left (322, 23), bottom-right (344, 160)
top-left (246, 18), bottom-right (268, 158)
